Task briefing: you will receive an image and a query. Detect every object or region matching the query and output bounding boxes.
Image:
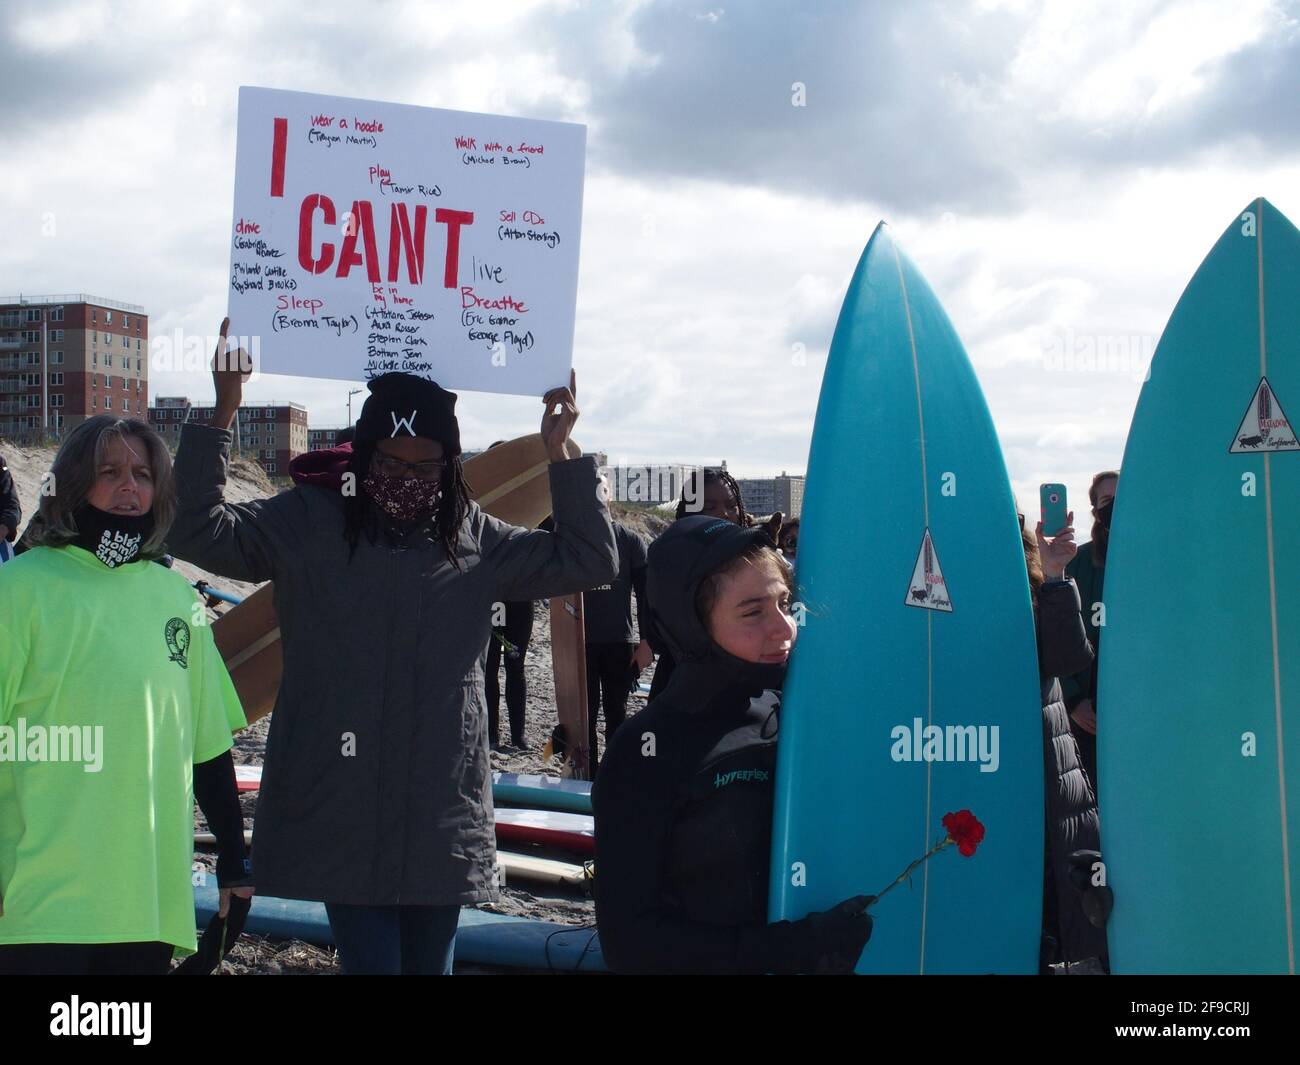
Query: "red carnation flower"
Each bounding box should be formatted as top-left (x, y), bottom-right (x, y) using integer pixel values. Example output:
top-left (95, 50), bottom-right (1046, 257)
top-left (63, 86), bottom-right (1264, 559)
top-left (942, 809), bottom-right (985, 857)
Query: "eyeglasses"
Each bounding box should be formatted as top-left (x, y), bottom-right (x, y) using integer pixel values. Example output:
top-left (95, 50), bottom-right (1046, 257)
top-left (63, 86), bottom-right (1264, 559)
top-left (372, 454), bottom-right (447, 480)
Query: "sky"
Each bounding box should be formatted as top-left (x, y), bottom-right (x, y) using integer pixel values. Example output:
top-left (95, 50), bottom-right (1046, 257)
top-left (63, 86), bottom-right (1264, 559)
top-left (2, 0), bottom-right (1298, 520)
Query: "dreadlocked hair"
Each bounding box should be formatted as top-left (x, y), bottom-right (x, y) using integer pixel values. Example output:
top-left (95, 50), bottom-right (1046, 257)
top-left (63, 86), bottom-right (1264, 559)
top-left (342, 439), bottom-right (473, 568)
top-left (676, 467), bottom-right (754, 526)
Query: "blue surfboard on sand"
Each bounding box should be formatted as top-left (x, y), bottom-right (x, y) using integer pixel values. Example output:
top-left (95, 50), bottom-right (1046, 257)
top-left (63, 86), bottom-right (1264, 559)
top-left (193, 877), bottom-right (606, 971)
top-left (1100, 198), bottom-right (1300, 974)
top-left (768, 223), bottom-right (1042, 973)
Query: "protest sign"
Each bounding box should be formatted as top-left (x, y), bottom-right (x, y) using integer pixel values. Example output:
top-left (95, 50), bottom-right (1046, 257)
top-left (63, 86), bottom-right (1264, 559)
top-left (227, 86), bottom-right (586, 396)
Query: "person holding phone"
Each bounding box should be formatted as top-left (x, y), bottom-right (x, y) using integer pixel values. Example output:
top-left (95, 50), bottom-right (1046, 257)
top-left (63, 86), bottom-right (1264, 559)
top-left (1017, 499), bottom-right (1108, 972)
top-left (1062, 470), bottom-right (1119, 793)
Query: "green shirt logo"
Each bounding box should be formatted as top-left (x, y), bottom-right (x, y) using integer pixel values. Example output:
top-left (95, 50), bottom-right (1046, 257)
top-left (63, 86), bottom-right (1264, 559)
top-left (165, 618), bottom-right (191, 669)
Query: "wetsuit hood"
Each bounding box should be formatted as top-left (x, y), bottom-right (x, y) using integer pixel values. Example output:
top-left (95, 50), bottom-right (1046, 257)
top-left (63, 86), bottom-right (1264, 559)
top-left (646, 515), bottom-right (788, 703)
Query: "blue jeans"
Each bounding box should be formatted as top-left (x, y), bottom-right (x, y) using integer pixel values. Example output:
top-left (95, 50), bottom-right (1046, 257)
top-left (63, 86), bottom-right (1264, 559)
top-left (325, 903), bottom-right (460, 975)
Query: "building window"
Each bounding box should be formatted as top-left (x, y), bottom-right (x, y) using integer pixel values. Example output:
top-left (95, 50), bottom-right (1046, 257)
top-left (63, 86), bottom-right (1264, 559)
top-left (23, 308), bottom-right (41, 323)
top-left (21, 330), bottom-right (39, 344)
top-left (136, 401), bottom-right (141, 414)
top-left (266, 463), bottom-right (276, 473)
top-left (49, 330), bottom-right (63, 341)
top-left (50, 307), bottom-right (64, 322)
top-left (27, 395), bottom-right (40, 408)
top-left (106, 311), bottom-right (113, 324)
top-left (136, 357), bottom-right (141, 370)
top-left (105, 397), bottom-right (113, 411)
top-left (92, 331), bottom-right (97, 345)
top-left (23, 372), bottom-right (39, 387)
top-left (51, 350), bottom-right (63, 364)
top-left (122, 334), bottom-right (129, 348)
top-left (123, 315), bottom-right (130, 328)
top-left (92, 352), bottom-right (98, 366)
top-left (265, 408), bottom-right (274, 418)
top-left (25, 352), bottom-right (38, 365)
top-left (92, 309), bottom-right (98, 323)
top-left (136, 340), bottom-right (141, 351)
top-left (50, 394), bottom-right (64, 408)
top-left (49, 372), bottom-right (63, 385)
top-left (106, 354), bottom-right (113, 367)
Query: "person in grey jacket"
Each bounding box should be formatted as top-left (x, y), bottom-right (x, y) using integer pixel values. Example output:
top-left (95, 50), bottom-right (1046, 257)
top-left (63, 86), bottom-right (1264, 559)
top-left (166, 321), bottom-right (617, 975)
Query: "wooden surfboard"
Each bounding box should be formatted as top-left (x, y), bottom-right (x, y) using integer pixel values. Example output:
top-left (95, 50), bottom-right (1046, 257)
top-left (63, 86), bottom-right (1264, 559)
top-left (549, 593), bottom-right (590, 779)
top-left (213, 433), bottom-right (577, 726)
top-left (211, 583), bottom-right (281, 725)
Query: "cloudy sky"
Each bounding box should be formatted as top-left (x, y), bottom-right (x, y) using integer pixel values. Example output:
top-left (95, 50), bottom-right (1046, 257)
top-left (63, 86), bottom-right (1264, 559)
top-left (3, 0), bottom-right (1297, 517)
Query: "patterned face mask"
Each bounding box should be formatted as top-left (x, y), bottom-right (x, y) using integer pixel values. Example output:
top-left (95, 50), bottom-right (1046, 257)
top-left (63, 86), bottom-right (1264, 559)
top-left (362, 473), bottom-right (442, 524)
top-left (72, 502), bottom-right (155, 568)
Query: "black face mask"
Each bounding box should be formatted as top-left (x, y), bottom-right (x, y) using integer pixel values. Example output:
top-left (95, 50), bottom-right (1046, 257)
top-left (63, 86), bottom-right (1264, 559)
top-left (72, 502), bottom-right (155, 568)
top-left (1096, 499), bottom-right (1114, 531)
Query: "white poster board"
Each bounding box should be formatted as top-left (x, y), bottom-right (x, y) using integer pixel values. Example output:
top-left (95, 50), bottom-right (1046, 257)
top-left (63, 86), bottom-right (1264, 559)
top-left (227, 86), bottom-right (586, 396)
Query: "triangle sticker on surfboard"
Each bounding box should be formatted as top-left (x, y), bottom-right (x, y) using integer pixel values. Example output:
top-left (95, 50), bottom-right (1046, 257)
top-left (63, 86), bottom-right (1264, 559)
top-left (1228, 377), bottom-right (1299, 453)
top-left (905, 529), bottom-right (953, 612)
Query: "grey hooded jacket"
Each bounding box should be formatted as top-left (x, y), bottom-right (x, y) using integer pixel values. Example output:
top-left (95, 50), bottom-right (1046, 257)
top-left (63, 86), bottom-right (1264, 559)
top-left (168, 423), bottom-right (617, 905)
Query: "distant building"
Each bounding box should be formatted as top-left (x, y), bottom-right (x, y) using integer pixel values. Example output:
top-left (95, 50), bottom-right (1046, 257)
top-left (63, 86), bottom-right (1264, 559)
top-left (736, 471), bottom-right (805, 519)
top-left (0, 294), bottom-right (148, 439)
top-left (308, 427), bottom-right (350, 450)
top-left (148, 398), bottom-right (308, 475)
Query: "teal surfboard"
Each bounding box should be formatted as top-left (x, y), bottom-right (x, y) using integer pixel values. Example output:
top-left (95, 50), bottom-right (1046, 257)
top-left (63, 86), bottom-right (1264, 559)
top-left (1100, 198), bottom-right (1300, 974)
top-left (768, 224), bottom-right (1043, 973)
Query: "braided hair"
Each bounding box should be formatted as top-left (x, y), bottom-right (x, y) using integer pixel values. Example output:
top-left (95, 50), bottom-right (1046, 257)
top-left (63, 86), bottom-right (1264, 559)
top-left (342, 438), bottom-right (472, 568)
top-left (676, 467), bottom-right (753, 526)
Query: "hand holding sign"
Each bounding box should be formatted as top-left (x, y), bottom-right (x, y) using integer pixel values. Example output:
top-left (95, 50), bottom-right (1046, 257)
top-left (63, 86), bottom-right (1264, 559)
top-left (541, 369), bottom-right (579, 462)
top-left (212, 318), bottom-right (254, 430)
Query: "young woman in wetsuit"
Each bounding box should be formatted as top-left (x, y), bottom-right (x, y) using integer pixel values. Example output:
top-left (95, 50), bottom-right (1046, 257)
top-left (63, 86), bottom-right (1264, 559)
top-left (592, 515), bottom-right (874, 974)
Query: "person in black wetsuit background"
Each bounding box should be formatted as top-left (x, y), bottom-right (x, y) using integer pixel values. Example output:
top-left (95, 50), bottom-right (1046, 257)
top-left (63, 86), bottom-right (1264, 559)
top-left (583, 520), bottom-right (652, 770)
top-left (486, 599), bottom-right (535, 750)
top-left (592, 515), bottom-right (874, 974)
top-left (642, 468), bottom-right (753, 702)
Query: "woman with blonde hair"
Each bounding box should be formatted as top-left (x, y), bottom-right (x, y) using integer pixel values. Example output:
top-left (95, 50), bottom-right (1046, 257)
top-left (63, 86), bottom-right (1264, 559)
top-left (0, 416), bottom-right (249, 974)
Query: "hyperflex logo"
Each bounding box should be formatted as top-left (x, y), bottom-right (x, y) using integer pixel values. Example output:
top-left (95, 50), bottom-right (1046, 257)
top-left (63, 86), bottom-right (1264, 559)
top-left (890, 718), bottom-right (999, 773)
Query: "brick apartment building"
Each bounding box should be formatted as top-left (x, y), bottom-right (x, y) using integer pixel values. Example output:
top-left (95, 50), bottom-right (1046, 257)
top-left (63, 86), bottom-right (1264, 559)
top-left (149, 397), bottom-right (308, 475)
top-left (0, 294), bottom-right (148, 439)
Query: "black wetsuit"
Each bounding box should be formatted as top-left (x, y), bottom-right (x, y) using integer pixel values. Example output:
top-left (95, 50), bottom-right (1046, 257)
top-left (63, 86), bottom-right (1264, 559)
top-left (583, 522), bottom-right (649, 767)
top-left (593, 516), bottom-right (872, 974)
top-left (485, 600), bottom-right (535, 746)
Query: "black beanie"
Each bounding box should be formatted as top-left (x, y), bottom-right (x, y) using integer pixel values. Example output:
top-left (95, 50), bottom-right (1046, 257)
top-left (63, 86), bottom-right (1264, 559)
top-left (354, 373), bottom-right (461, 455)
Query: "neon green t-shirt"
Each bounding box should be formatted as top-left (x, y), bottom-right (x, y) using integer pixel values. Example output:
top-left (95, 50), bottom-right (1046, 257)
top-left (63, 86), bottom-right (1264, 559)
top-left (0, 545), bottom-right (247, 953)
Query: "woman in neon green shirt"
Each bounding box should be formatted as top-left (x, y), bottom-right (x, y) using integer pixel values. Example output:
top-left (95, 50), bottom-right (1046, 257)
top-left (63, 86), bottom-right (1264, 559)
top-left (0, 416), bottom-right (250, 975)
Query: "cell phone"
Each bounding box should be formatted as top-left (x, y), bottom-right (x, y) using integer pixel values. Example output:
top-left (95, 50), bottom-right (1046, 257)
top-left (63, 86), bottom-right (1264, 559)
top-left (1040, 483), bottom-right (1068, 537)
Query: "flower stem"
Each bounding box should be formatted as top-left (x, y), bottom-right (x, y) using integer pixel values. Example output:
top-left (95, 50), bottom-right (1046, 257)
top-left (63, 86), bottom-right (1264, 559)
top-left (867, 836), bottom-right (953, 908)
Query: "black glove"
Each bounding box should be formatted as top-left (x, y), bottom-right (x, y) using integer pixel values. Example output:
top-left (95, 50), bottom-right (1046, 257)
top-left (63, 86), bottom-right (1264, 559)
top-left (172, 893), bottom-right (252, 975)
top-left (762, 894), bottom-right (875, 974)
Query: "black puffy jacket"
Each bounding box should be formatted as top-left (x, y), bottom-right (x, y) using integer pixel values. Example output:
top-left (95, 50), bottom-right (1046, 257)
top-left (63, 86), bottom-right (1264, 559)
top-left (1036, 578), bottom-right (1108, 964)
